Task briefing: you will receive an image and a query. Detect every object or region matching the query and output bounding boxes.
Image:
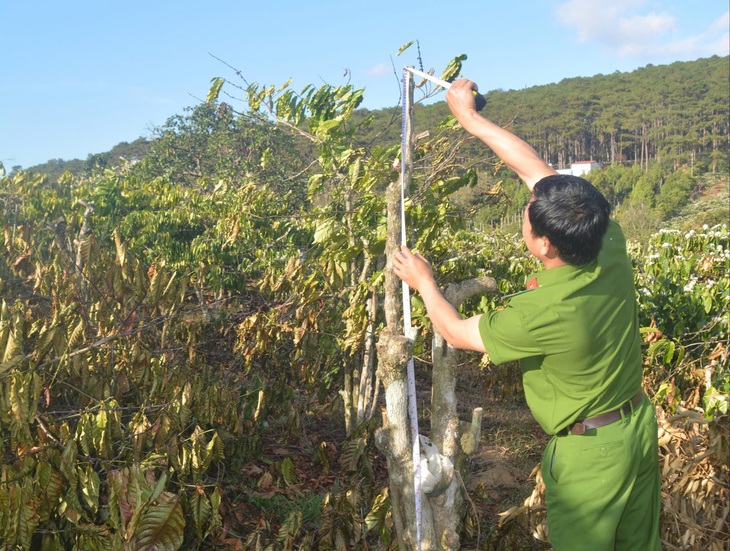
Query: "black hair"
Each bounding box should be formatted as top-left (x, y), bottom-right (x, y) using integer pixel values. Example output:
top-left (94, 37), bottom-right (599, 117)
top-left (528, 174), bottom-right (611, 266)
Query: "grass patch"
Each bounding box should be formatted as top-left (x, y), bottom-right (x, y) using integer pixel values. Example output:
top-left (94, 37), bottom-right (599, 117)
top-left (247, 492), bottom-right (324, 526)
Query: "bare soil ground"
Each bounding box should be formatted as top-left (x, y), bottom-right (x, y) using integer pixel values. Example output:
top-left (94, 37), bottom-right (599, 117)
top-left (234, 358), bottom-right (554, 549)
top-left (451, 360), bottom-right (552, 550)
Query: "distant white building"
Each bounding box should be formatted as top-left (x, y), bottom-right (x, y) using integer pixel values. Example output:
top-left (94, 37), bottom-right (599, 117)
top-left (555, 160), bottom-right (602, 176)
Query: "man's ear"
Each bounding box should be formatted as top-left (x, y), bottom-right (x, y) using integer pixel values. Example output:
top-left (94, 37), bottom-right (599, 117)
top-left (541, 237), bottom-right (561, 261)
top-left (538, 236), bottom-right (552, 257)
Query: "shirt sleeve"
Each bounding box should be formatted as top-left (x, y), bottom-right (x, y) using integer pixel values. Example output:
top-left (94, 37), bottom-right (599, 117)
top-left (479, 305), bottom-right (544, 365)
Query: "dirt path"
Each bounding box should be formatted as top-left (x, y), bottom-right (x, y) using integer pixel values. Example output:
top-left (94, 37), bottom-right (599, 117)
top-left (453, 361), bottom-right (553, 549)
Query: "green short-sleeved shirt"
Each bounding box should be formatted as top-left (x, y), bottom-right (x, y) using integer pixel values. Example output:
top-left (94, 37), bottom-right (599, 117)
top-left (479, 220), bottom-right (642, 435)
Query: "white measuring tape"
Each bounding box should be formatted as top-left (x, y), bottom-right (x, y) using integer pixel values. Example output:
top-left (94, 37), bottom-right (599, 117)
top-left (400, 66), bottom-right (484, 549)
top-left (401, 66), bottom-right (423, 551)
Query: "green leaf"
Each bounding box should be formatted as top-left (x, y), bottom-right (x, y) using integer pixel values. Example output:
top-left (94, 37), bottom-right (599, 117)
top-left (79, 466), bottom-right (101, 514)
top-left (38, 462), bottom-right (64, 522)
top-left (205, 487), bottom-right (223, 538)
top-left (440, 53), bottom-right (468, 83)
top-left (281, 457), bottom-right (297, 486)
top-left (9, 372), bottom-right (30, 424)
top-left (78, 238), bottom-right (93, 270)
top-left (397, 41), bottom-right (415, 56)
top-left (149, 471), bottom-right (168, 504)
top-left (0, 354), bottom-right (26, 376)
top-left (276, 78), bottom-right (292, 92)
top-left (135, 493), bottom-right (185, 551)
top-left (205, 432), bottom-right (223, 464)
top-left (702, 386), bottom-right (729, 419)
top-left (67, 318), bottom-right (85, 350)
top-left (9, 484), bottom-right (40, 549)
top-left (206, 77), bottom-right (225, 104)
top-left (647, 339), bottom-right (666, 359)
top-left (189, 492), bottom-right (211, 539)
top-left (663, 340), bottom-right (675, 364)
top-left (277, 510), bottom-right (302, 544)
top-left (313, 219), bottom-right (335, 244)
top-left (314, 118), bottom-right (343, 139)
top-left (364, 488), bottom-right (390, 532)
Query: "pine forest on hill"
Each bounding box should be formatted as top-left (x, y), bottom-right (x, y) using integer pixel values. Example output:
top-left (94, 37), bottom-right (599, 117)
top-left (21, 55), bottom-right (729, 180)
top-left (356, 55), bottom-right (729, 169)
top-left (0, 53), bottom-right (728, 550)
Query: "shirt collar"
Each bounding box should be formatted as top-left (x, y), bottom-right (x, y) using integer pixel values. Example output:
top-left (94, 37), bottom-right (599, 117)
top-left (526, 263), bottom-right (583, 289)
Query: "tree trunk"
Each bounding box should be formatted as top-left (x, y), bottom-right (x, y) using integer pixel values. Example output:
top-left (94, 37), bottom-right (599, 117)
top-left (429, 277), bottom-right (496, 549)
top-left (74, 200), bottom-right (94, 306)
top-left (376, 230), bottom-right (498, 550)
top-left (376, 174), bottom-right (430, 547)
top-left (357, 290), bottom-right (380, 422)
top-left (375, 329), bottom-right (432, 550)
top-left (375, 69), bottom-right (497, 549)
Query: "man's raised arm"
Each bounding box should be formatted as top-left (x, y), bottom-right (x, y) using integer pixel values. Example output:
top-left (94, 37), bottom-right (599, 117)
top-left (446, 79), bottom-right (556, 191)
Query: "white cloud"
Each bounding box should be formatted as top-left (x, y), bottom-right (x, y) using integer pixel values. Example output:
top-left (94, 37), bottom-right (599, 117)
top-left (704, 11), bottom-right (730, 56)
top-left (557, 0), bottom-right (641, 42)
top-left (618, 13), bottom-right (676, 42)
top-left (366, 63), bottom-right (392, 78)
top-left (710, 11), bottom-right (730, 33)
top-left (556, 1), bottom-right (729, 60)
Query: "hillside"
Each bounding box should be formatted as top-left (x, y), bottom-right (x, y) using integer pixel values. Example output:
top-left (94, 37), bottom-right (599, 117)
top-left (19, 56), bottom-right (729, 182)
top-left (18, 137), bottom-right (151, 180)
top-left (355, 55), bottom-right (729, 174)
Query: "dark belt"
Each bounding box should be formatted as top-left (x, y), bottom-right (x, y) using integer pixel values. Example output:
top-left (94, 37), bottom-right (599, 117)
top-left (565, 391), bottom-right (645, 435)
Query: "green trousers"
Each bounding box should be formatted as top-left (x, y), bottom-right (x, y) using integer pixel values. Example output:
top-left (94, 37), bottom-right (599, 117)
top-left (541, 395), bottom-right (661, 550)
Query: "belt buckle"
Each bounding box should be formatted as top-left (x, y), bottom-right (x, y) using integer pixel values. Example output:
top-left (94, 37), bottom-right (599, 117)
top-left (571, 422), bottom-right (587, 435)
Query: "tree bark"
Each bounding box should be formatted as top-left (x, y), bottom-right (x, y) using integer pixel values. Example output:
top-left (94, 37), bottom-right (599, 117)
top-left (374, 69), bottom-right (422, 547)
top-left (74, 200), bottom-right (94, 305)
top-left (430, 276), bottom-right (496, 549)
top-left (375, 330), bottom-right (420, 550)
top-left (376, 69), bottom-right (497, 549)
top-left (375, 171), bottom-right (423, 547)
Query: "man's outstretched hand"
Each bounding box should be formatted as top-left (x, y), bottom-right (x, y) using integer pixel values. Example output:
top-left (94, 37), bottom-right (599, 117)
top-left (392, 246), bottom-right (436, 293)
top-left (392, 245), bottom-right (487, 352)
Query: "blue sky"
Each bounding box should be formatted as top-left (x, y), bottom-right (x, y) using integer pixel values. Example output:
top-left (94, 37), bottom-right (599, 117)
top-left (1, 0), bottom-right (727, 170)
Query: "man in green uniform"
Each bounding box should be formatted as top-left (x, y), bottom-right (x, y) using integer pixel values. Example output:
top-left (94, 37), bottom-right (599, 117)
top-left (392, 79), bottom-right (661, 550)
